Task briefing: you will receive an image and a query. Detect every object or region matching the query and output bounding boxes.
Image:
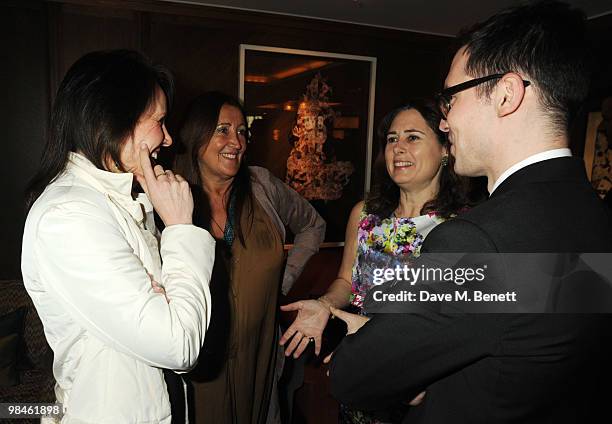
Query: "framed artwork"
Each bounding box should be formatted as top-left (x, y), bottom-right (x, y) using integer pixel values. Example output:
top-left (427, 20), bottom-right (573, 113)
top-left (584, 111), bottom-right (601, 181)
top-left (584, 101), bottom-right (612, 198)
top-left (239, 44), bottom-right (377, 244)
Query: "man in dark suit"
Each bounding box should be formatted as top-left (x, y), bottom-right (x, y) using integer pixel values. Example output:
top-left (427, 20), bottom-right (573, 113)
top-left (329, 2), bottom-right (612, 423)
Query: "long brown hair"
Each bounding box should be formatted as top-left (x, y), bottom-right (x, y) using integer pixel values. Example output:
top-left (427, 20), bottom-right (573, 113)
top-left (175, 91), bottom-right (252, 246)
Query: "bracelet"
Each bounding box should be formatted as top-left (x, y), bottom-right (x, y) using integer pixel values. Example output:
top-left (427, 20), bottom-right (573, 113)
top-left (336, 276), bottom-right (352, 286)
top-left (317, 295), bottom-right (333, 310)
top-left (317, 296), bottom-right (335, 318)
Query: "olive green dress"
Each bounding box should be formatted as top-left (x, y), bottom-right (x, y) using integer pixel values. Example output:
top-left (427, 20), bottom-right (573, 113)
top-left (188, 196), bottom-right (285, 424)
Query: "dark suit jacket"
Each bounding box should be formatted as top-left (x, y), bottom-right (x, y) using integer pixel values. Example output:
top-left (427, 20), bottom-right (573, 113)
top-left (330, 157), bottom-right (612, 423)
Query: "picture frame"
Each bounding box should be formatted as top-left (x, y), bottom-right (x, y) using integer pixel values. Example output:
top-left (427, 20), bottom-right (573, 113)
top-left (583, 111), bottom-right (602, 181)
top-left (239, 44), bottom-right (377, 243)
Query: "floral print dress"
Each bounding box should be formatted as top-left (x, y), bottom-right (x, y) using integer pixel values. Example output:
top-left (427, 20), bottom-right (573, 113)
top-left (349, 210), bottom-right (444, 312)
top-left (341, 209), bottom-right (444, 424)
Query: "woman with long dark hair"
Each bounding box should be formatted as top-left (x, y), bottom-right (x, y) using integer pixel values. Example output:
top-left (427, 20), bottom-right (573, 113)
top-left (21, 49), bottom-right (215, 423)
top-left (174, 91), bottom-right (325, 424)
top-left (280, 98), bottom-right (470, 423)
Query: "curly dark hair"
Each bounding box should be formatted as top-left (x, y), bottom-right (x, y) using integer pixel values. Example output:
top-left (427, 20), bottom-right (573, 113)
top-left (365, 98), bottom-right (470, 219)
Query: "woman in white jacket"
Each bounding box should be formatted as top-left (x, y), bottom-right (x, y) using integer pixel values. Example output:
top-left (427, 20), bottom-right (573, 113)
top-left (21, 50), bottom-right (215, 423)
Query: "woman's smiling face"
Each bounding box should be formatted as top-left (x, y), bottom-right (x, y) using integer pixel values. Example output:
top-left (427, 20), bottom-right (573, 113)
top-left (384, 108), bottom-right (446, 192)
top-left (198, 104), bottom-right (248, 182)
top-left (118, 86), bottom-right (172, 178)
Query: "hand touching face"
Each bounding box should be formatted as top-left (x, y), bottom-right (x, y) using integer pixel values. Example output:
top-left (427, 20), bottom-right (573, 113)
top-left (119, 85), bottom-right (172, 180)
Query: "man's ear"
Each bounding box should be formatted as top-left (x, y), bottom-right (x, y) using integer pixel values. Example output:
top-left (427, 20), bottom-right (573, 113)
top-left (494, 72), bottom-right (527, 117)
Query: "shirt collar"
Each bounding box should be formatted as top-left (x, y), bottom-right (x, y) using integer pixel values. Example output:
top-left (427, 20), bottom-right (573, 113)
top-left (489, 148), bottom-right (572, 195)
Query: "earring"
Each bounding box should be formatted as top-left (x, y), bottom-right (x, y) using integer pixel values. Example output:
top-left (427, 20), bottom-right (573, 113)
top-left (441, 155), bottom-right (449, 167)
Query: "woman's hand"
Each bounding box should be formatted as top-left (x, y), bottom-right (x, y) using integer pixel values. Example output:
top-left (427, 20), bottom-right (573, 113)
top-left (149, 273), bottom-right (169, 304)
top-left (323, 307), bottom-right (370, 371)
top-left (279, 299), bottom-right (332, 358)
top-left (329, 306), bottom-right (369, 334)
top-left (407, 391), bottom-right (426, 406)
top-left (136, 143), bottom-right (193, 226)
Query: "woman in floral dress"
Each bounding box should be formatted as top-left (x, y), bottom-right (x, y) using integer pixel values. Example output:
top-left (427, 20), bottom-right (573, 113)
top-left (280, 98), bottom-right (470, 423)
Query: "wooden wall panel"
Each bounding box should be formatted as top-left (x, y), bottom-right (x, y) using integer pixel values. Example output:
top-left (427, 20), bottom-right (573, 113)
top-left (48, 3), bottom-right (142, 100)
top-left (1, 0), bottom-right (452, 280)
top-left (2, 0), bottom-right (609, 302)
top-left (1, 1), bottom-right (49, 279)
top-left (43, 1), bottom-right (454, 141)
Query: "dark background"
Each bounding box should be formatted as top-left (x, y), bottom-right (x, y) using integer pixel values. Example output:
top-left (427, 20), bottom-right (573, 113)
top-left (2, 0), bottom-right (612, 280)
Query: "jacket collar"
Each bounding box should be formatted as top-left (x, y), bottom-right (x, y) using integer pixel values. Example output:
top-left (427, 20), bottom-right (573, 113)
top-left (67, 152), bottom-right (134, 197)
top-left (489, 148), bottom-right (572, 194)
top-left (66, 152), bottom-right (152, 224)
top-left (491, 156), bottom-right (588, 199)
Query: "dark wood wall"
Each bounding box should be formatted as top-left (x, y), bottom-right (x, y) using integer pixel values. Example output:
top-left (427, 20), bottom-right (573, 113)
top-left (3, 1), bottom-right (50, 280)
top-left (572, 12), bottom-right (612, 158)
top-left (2, 0), bottom-right (453, 280)
top-left (586, 12), bottom-right (612, 112)
top-left (3, 0), bottom-right (611, 280)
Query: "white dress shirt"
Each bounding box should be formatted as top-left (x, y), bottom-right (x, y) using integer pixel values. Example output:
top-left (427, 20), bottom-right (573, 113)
top-left (490, 148), bottom-right (572, 194)
top-left (21, 153), bottom-right (215, 423)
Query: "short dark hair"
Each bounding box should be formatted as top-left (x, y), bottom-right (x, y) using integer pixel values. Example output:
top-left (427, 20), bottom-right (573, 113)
top-left (175, 91), bottom-right (252, 246)
top-left (26, 49), bottom-right (173, 208)
top-left (366, 98), bottom-right (469, 219)
top-left (457, 0), bottom-right (590, 133)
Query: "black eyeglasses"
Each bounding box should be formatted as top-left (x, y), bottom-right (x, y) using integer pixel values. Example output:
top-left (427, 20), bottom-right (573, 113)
top-left (436, 73), bottom-right (531, 118)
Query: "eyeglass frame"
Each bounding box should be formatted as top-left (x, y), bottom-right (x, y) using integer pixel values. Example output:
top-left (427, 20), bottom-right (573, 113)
top-left (436, 73), bottom-right (531, 118)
